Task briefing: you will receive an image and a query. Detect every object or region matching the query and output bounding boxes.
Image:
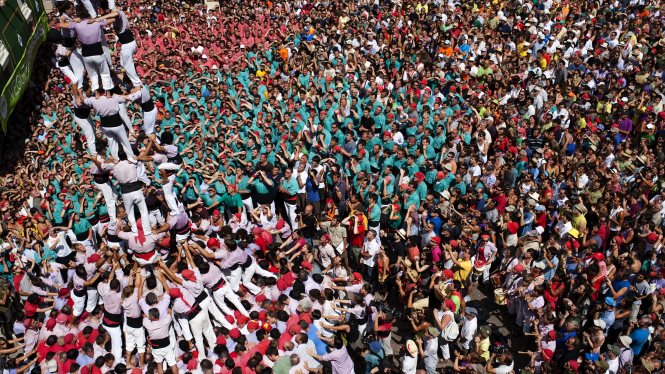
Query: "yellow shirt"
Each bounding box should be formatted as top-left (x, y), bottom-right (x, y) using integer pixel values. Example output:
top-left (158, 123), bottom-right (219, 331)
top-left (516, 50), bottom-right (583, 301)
top-left (479, 337), bottom-right (491, 361)
top-left (454, 259), bottom-right (472, 286)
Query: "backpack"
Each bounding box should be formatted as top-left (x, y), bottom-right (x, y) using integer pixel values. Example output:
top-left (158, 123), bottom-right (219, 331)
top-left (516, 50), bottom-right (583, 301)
top-left (442, 319), bottom-right (460, 340)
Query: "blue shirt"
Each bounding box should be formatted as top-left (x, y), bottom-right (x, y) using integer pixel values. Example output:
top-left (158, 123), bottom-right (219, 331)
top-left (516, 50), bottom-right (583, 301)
top-left (629, 328), bottom-right (650, 355)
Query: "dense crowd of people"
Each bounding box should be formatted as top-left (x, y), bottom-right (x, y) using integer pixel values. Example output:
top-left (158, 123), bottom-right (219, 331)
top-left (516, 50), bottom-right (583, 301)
top-left (0, 0), bottom-right (665, 373)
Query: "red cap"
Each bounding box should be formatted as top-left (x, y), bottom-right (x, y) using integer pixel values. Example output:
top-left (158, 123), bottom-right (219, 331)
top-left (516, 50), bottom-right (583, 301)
top-left (181, 269), bottom-right (196, 281)
top-left (436, 171), bottom-right (445, 179)
top-left (212, 209), bottom-right (221, 217)
top-left (507, 222), bottom-right (519, 234)
top-left (236, 314), bottom-right (249, 325)
top-left (258, 311), bottom-right (267, 322)
top-left (542, 348), bottom-right (554, 362)
top-left (431, 236), bottom-right (441, 244)
top-left (225, 315), bottom-right (235, 324)
top-left (168, 288), bottom-right (183, 298)
top-left (513, 263), bottom-right (525, 272)
top-left (58, 288), bottom-right (70, 297)
top-left (234, 213), bottom-right (242, 221)
top-left (216, 335), bottom-right (226, 345)
top-left (229, 328), bottom-right (241, 339)
top-left (228, 184), bottom-right (237, 191)
top-left (481, 234), bottom-right (491, 240)
top-left (255, 294), bottom-right (267, 303)
top-left (321, 233), bottom-right (331, 242)
top-left (64, 333), bottom-right (75, 344)
top-left (387, 113), bottom-right (395, 119)
top-left (353, 272), bottom-right (363, 283)
top-left (450, 240), bottom-right (459, 248)
top-left (383, 130), bottom-right (391, 137)
top-left (87, 253), bottom-right (101, 263)
top-left (592, 252), bottom-right (605, 261)
top-left (158, 237), bottom-right (171, 247)
top-left (23, 319), bottom-right (34, 329)
top-left (442, 269), bottom-right (454, 279)
top-left (247, 321), bottom-right (259, 330)
top-left (444, 298), bottom-right (456, 311)
top-left (277, 279), bottom-right (288, 291)
top-left (414, 172), bottom-right (425, 182)
top-left (301, 261), bottom-right (313, 271)
top-left (187, 360), bottom-right (198, 371)
top-left (207, 237), bottom-right (220, 249)
top-left (46, 319), bottom-right (56, 330)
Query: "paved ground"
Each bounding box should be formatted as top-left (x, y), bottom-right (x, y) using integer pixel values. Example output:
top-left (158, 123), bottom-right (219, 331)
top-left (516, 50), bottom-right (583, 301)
top-left (384, 283), bottom-right (531, 370)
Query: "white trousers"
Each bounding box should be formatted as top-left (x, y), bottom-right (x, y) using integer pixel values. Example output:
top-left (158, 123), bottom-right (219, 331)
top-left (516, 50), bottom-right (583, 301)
top-left (71, 288), bottom-right (98, 316)
top-left (105, 324), bottom-right (123, 360)
top-left (175, 317), bottom-right (193, 341)
top-left (212, 284), bottom-right (250, 318)
top-left (242, 258), bottom-right (276, 295)
top-left (242, 197), bottom-right (254, 219)
top-left (142, 108), bottom-right (157, 135)
top-left (200, 295), bottom-right (234, 330)
top-left (78, 0), bottom-right (97, 17)
top-left (59, 64), bottom-right (79, 86)
top-left (101, 36), bottom-right (112, 67)
top-left (151, 342), bottom-right (176, 366)
top-left (120, 41), bottom-right (142, 87)
top-left (103, 125), bottom-right (134, 160)
top-left (162, 175), bottom-right (179, 216)
top-left (74, 115), bottom-right (97, 156)
top-left (70, 49), bottom-right (86, 89)
top-left (94, 180), bottom-right (117, 222)
top-left (189, 308), bottom-right (216, 358)
top-left (121, 189), bottom-right (150, 234)
top-left (228, 267), bottom-right (243, 293)
top-left (119, 103), bottom-right (133, 132)
top-left (124, 323), bottom-right (146, 353)
top-left (149, 209), bottom-right (165, 228)
top-left (82, 54), bottom-right (112, 91)
top-left (285, 202), bottom-right (298, 229)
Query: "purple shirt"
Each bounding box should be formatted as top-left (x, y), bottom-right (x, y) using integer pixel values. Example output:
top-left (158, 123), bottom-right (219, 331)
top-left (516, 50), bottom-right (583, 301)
top-left (220, 249), bottom-right (248, 269)
top-left (322, 345), bottom-right (355, 374)
top-left (618, 117), bottom-right (633, 141)
top-left (84, 95), bottom-right (125, 117)
top-left (68, 20), bottom-right (107, 45)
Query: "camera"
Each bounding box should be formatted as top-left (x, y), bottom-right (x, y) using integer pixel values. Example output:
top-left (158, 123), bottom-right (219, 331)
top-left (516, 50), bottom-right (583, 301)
top-left (372, 300), bottom-right (403, 320)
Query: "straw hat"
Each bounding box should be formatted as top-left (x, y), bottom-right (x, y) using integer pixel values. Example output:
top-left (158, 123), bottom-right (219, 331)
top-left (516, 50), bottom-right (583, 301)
top-left (406, 340), bottom-right (418, 357)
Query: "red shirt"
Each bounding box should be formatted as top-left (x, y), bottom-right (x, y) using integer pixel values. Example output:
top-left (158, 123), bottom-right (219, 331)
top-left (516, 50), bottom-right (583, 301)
top-left (77, 329), bottom-right (99, 347)
top-left (24, 299), bottom-right (40, 318)
top-left (348, 225), bottom-right (365, 247)
top-left (36, 342), bottom-right (66, 362)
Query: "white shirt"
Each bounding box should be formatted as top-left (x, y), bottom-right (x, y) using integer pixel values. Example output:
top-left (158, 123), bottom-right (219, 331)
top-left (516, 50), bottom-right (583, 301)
top-left (361, 237), bottom-right (380, 267)
top-left (402, 355), bottom-right (417, 374)
top-left (460, 317), bottom-right (478, 349)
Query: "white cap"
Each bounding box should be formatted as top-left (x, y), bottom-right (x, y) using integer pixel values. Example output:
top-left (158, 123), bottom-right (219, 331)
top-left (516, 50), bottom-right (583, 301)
top-left (212, 65), bottom-right (218, 70)
top-left (201, 54), bottom-right (207, 59)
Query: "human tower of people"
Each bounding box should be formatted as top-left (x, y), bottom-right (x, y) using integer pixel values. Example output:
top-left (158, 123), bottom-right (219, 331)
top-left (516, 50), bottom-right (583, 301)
top-left (0, 0), bottom-right (664, 373)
